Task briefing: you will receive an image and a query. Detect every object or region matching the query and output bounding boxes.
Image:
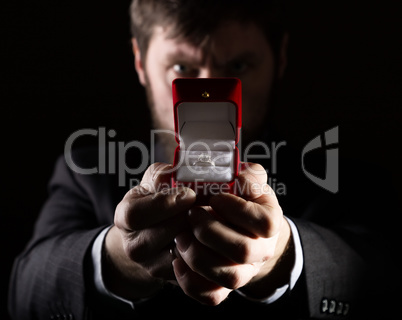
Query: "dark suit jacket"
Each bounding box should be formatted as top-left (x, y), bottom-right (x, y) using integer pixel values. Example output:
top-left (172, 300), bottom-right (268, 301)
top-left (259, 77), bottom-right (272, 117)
top-left (8, 146), bottom-right (400, 319)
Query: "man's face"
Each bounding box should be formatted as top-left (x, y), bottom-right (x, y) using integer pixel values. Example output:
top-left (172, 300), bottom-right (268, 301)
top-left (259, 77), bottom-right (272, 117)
top-left (134, 21), bottom-right (285, 162)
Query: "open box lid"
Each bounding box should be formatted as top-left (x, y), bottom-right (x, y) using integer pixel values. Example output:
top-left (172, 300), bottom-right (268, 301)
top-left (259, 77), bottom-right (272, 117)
top-left (172, 78), bottom-right (242, 147)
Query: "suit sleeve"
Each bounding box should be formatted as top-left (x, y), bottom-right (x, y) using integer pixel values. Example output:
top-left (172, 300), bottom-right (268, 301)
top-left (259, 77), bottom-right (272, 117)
top-left (291, 173), bottom-right (401, 319)
top-left (8, 153), bottom-right (115, 320)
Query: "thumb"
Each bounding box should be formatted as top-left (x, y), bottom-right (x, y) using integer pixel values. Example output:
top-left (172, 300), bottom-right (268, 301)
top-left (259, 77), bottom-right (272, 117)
top-left (236, 162), bottom-right (273, 200)
top-left (140, 162), bottom-right (174, 193)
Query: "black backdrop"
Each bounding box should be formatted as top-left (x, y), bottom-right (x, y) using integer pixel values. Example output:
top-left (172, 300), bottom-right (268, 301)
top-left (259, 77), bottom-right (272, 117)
top-left (2, 1), bottom-right (401, 319)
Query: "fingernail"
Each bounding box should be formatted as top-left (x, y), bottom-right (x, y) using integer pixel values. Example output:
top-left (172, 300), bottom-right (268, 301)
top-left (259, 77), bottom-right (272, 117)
top-left (188, 206), bottom-right (204, 218)
top-left (169, 246), bottom-right (180, 259)
top-left (174, 232), bottom-right (192, 254)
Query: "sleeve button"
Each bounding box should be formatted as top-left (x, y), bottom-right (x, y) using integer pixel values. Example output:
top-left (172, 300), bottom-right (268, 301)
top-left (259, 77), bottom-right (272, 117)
top-left (321, 298), bottom-right (329, 313)
top-left (329, 300), bottom-right (336, 314)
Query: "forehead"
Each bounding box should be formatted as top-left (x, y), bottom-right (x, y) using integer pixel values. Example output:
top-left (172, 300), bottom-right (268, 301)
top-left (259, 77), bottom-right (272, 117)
top-left (148, 21), bottom-right (271, 62)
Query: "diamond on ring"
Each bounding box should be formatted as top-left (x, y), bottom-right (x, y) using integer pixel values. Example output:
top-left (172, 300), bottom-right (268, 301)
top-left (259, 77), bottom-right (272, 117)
top-left (192, 153), bottom-right (215, 167)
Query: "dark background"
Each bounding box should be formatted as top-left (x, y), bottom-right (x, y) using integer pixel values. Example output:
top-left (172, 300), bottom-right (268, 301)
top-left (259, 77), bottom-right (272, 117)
top-left (1, 1), bottom-right (401, 319)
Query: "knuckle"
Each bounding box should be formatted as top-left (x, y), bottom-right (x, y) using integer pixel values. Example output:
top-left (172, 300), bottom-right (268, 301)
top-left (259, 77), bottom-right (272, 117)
top-left (257, 216), bottom-right (271, 238)
top-left (193, 223), bottom-right (212, 245)
top-left (124, 234), bottom-right (148, 263)
top-left (268, 207), bottom-right (284, 236)
top-left (219, 269), bottom-right (243, 289)
top-left (256, 206), bottom-right (283, 238)
top-left (242, 200), bottom-right (255, 214)
top-left (234, 239), bottom-right (254, 264)
top-left (201, 292), bottom-right (224, 306)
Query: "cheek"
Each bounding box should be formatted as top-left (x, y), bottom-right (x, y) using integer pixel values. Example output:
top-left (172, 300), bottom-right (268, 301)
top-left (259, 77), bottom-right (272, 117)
top-left (145, 61), bottom-right (175, 129)
top-left (240, 60), bottom-right (275, 131)
top-left (152, 86), bottom-right (174, 129)
top-left (242, 77), bottom-right (273, 120)
top-left (244, 56), bottom-right (275, 102)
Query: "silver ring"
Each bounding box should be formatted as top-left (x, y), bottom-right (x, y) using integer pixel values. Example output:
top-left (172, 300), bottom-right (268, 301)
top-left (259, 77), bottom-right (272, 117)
top-left (192, 154), bottom-right (215, 167)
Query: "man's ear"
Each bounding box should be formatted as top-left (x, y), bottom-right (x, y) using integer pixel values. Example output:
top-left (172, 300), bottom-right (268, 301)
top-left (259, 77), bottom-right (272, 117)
top-left (132, 38), bottom-right (147, 86)
top-left (277, 33), bottom-right (289, 79)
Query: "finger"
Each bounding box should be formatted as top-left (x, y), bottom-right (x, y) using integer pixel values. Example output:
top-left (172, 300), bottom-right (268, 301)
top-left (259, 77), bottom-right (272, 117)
top-left (237, 162), bottom-right (279, 205)
top-left (123, 212), bottom-right (188, 263)
top-left (172, 257), bottom-right (232, 306)
top-left (188, 207), bottom-right (274, 264)
top-left (124, 162), bottom-right (182, 202)
top-left (115, 186), bottom-right (196, 231)
top-left (137, 245), bottom-right (177, 281)
top-left (140, 162), bottom-right (175, 192)
top-left (174, 232), bottom-right (260, 289)
top-left (209, 192), bottom-right (283, 238)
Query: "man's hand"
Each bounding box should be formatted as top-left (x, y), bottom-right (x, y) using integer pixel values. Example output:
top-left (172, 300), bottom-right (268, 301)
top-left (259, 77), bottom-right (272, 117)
top-left (172, 163), bottom-right (293, 305)
top-left (103, 163), bottom-right (196, 300)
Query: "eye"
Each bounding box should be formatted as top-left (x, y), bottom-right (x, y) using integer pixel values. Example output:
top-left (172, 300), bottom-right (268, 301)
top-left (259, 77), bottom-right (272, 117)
top-left (172, 64), bottom-right (198, 77)
top-left (173, 64), bottom-right (187, 73)
top-left (229, 61), bottom-right (248, 75)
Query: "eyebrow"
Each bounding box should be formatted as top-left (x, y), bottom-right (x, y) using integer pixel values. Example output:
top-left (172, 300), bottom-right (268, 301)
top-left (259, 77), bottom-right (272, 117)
top-left (166, 54), bottom-right (199, 65)
top-left (213, 51), bottom-right (262, 68)
top-left (164, 48), bottom-right (262, 67)
top-left (164, 48), bottom-right (204, 65)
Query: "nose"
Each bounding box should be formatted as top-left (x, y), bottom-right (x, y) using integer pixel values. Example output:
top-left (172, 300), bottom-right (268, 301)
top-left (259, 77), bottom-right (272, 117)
top-left (197, 54), bottom-right (225, 78)
top-left (198, 67), bottom-right (223, 78)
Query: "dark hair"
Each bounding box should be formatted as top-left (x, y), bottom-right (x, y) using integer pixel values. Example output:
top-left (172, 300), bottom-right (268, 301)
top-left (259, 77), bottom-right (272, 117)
top-left (130, 0), bottom-right (286, 61)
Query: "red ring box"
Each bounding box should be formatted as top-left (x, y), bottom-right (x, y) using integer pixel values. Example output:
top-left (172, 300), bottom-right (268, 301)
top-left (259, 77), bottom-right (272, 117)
top-left (171, 78), bottom-right (242, 203)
